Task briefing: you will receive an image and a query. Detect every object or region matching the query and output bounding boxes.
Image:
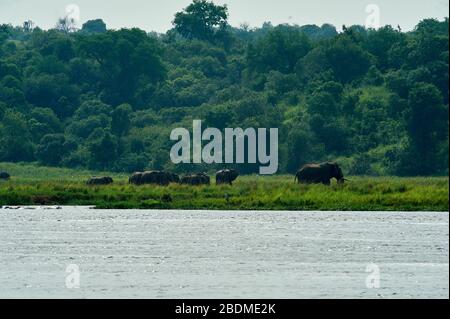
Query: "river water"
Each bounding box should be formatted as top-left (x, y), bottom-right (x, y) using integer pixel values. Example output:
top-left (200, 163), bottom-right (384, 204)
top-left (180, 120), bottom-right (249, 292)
top-left (0, 207), bottom-right (448, 298)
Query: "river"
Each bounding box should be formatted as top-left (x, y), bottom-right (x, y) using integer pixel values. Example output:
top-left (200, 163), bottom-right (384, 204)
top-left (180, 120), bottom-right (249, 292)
top-left (0, 207), bottom-right (448, 298)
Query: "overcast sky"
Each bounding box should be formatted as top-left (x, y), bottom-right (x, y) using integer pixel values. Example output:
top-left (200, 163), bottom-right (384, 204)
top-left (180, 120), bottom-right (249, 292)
top-left (0, 0), bottom-right (448, 32)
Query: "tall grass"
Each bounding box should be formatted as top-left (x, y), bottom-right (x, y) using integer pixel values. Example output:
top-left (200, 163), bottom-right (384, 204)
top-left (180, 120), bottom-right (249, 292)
top-left (0, 163), bottom-right (448, 211)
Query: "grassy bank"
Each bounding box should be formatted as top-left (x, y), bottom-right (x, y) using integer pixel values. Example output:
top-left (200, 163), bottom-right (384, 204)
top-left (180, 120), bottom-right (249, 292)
top-left (0, 163), bottom-right (448, 211)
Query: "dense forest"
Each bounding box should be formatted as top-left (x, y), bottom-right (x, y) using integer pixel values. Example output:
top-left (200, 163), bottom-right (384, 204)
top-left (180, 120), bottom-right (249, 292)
top-left (0, 0), bottom-right (448, 176)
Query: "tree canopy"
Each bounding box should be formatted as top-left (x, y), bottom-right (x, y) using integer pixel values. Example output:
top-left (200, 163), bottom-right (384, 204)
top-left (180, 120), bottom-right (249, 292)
top-left (0, 1), bottom-right (448, 176)
top-left (173, 0), bottom-right (229, 43)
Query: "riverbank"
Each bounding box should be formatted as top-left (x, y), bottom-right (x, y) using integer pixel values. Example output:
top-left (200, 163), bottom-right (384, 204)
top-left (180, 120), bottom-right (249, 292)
top-left (0, 163), bottom-right (448, 211)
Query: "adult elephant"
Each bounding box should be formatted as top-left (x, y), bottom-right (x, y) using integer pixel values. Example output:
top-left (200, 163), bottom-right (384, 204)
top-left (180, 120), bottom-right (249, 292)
top-left (166, 172), bottom-right (180, 184)
top-left (181, 173), bottom-right (210, 185)
top-left (140, 171), bottom-right (170, 186)
top-left (129, 171), bottom-right (178, 186)
top-left (86, 176), bottom-right (114, 185)
top-left (129, 172), bottom-right (143, 185)
top-left (294, 162), bottom-right (345, 185)
top-left (216, 169), bottom-right (239, 185)
top-left (197, 173), bottom-right (210, 185)
top-left (0, 172), bottom-right (10, 180)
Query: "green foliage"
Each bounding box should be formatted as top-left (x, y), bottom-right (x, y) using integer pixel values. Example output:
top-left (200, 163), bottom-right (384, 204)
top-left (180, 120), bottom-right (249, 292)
top-left (173, 0), bottom-right (229, 43)
top-left (0, 11), bottom-right (448, 176)
top-left (81, 19), bottom-right (107, 34)
top-left (36, 134), bottom-right (66, 165)
top-left (0, 110), bottom-right (34, 162)
top-left (77, 28), bottom-right (166, 105)
top-left (111, 103), bottom-right (132, 136)
top-left (0, 163), bottom-right (447, 211)
top-left (404, 83), bottom-right (448, 175)
top-left (86, 129), bottom-right (118, 170)
top-left (326, 34), bottom-right (372, 83)
top-left (247, 25), bottom-right (312, 74)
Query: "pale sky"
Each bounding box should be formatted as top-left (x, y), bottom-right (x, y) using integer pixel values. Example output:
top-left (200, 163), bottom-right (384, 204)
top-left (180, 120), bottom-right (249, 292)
top-left (0, 0), bottom-right (448, 32)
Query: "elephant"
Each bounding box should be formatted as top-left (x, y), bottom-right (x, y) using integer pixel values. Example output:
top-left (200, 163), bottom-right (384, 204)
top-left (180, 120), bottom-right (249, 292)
top-left (294, 162), bottom-right (345, 185)
top-left (129, 171), bottom-right (179, 186)
top-left (216, 169), bottom-right (239, 185)
top-left (129, 172), bottom-right (143, 185)
top-left (167, 172), bottom-right (180, 184)
top-left (0, 172), bottom-right (10, 180)
top-left (86, 176), bottom-right (113, 185)
top-left (140, 171), bottom-right (170, 186)
top-left (180, 173), bottom-right (210, 185)
top-left (198, 173), bottom-right (210, 185)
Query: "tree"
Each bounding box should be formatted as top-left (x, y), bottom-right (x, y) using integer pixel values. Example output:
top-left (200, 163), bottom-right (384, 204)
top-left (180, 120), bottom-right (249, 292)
top-left (406, 83), bottom-right (448, 175)
top-left (307, 91), bottom-right (337, 115)
top-left (173, 0), bottom-right (229, 43)
top-left (415, 18), bottom-right (449, 36)
top-left (0, 16), bottom-right (448, 176)
top-left (78, 28), bottom-right (166, 105)
top-left (0, 110), bottom-right (34, 162)
top-left (0, 102), bottom-right (6, 119)
top-left (74, 99), bottom-right (112, 119)
top-left (29, 107), bottom-right (62, 142)
top-left (204, 103), bottom-right (236, 130)
top-left (407, 28), bottom-right (448, 68)
top-left (87, 129), bottom-right (118, 170)
top-left (115, 153), bottom-right (148, 172)
top-left (326, 35), bottom-right (372, 83)
top-left (363, 26), bottom-right (403, 70)
top-left (0, 24), bottom-right (11, 46)
top-left (67, 114), bottom-right (111, 139)
top-left (0, 77), bottom-right (27, 111)
top-left (111, 103), bottom-right (132, 136)
top-left (309, 114), bottom-right (348, 153)
top-left (24, 74), bottom-right (78, 118)
top-left (82, 19), bottom-right (107, 34)
top-left (36, 134), bottom-right (66, 165)
top-left (286, 127), bottom-right (316, 172)
top-left (247, 25), bottom-right (312, 74)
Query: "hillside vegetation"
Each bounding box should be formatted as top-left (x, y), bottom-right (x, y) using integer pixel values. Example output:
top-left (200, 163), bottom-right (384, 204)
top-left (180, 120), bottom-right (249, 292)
top-left (0, 1), bottom-right (448, 176)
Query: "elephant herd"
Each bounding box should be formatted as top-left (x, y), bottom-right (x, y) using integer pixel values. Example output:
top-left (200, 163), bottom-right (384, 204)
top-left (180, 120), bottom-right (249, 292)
top-left (86, 169), bottom-right (240, 186)
top-left (84, 162), bottom-right (347, 186)
top-left (3, 163), bottom-right (347, 186)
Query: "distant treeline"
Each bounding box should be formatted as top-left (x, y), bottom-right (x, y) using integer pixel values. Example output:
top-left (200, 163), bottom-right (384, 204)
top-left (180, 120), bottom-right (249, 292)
top-left (0, 0), bottom-right (448, 176)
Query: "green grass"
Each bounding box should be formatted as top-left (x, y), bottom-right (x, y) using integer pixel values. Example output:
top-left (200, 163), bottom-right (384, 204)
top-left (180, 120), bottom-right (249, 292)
top-left (0, 162), bottom-right (448, 211)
